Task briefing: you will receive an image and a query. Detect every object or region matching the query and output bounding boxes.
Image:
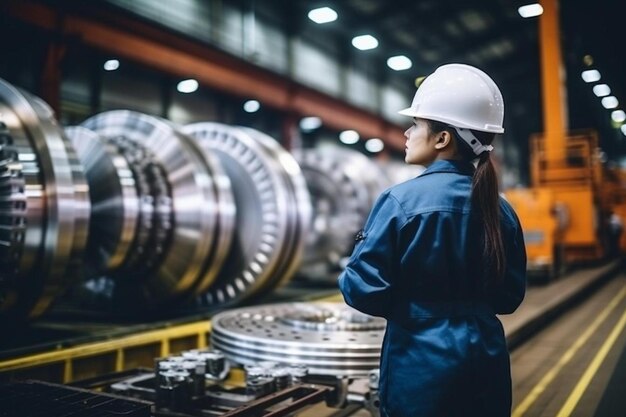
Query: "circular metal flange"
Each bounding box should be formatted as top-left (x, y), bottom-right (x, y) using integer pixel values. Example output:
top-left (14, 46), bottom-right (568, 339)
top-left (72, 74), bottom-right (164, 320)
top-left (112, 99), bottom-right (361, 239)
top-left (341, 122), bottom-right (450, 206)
top-left (109, 136), bottom-right (154, 275)
top-left (0, 78), bottom-right (90, 320)
top-left (210, 302), bottom-right (385, 377)
top-left (238, 127), bottom-right (311, 294)
top-left (293, 147), bottom-right (389, 279)
top-left (183, 123), bottom-right (310, 307)
top-left (182, 131), bottom-right (235, 298)
top-left (66, 126), bottom-right (139, 274)
top-left (82, 111), bottom-right (227, 303)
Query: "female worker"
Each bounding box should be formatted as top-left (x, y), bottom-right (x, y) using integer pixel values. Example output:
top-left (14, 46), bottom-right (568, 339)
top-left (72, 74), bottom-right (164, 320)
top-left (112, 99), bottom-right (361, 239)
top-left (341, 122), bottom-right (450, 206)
top-left (338, 63), bottom-right (527, 417)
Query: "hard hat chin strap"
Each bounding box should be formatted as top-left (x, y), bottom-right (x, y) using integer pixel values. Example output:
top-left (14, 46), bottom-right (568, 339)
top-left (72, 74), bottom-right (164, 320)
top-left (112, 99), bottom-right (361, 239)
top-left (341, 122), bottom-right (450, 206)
top-left (450, 126), bottom-right (494, 156)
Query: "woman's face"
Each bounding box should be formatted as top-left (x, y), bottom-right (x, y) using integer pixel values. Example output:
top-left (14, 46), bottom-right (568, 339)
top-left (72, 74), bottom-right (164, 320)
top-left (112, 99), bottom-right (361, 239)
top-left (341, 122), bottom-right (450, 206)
top-left (404, 118), bottom-right (438, 166)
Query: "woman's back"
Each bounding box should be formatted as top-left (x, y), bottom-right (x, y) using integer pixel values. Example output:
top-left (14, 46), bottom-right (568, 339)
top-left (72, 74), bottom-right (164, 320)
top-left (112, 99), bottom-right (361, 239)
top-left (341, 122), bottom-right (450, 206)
top-left (338, 160), bottom-right (526, 416)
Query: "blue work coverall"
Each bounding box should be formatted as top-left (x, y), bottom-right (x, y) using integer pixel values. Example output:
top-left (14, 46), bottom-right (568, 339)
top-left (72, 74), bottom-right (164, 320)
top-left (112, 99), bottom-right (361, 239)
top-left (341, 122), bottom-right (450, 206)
top-left (338, 159), bottom-right (527, 417)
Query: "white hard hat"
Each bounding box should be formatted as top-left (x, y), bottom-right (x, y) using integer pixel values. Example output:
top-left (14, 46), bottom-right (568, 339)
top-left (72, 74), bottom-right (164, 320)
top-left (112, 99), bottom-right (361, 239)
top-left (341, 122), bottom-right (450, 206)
top-left (399, 63), bottom-right (504, 134)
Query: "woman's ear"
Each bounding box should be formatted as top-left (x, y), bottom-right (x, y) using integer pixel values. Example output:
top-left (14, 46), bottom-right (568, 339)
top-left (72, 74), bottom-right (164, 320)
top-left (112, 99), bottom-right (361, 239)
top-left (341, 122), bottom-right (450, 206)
top-left (434, 131), bottom-right (452, 150)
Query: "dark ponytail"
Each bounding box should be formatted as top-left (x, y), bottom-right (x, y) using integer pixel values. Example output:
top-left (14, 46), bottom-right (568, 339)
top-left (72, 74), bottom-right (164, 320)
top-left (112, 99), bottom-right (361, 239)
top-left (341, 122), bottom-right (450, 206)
top-left (427, 120), bottom-right (505, 281)
top-left (472, 149), bottom-right (505, 281)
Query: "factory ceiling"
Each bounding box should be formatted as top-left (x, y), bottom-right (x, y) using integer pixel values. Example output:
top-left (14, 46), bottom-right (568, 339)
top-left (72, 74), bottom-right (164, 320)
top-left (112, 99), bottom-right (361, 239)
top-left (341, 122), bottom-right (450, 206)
top-left (1, 0), bottom-right (623, 169)
top-left (262, 0), bottom-right (625, 164)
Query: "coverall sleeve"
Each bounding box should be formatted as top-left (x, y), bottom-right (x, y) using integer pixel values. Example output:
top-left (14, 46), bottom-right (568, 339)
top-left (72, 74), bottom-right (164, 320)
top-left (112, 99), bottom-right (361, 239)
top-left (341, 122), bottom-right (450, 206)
top-left (338, 191), bottom-right (406, 318)
top-left (490, 208), bottom-right (527, 314)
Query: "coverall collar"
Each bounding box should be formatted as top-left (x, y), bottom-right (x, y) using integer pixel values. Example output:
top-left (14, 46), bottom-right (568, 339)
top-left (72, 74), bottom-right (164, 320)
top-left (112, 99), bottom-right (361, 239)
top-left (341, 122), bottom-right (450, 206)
top-left (420, 159), bottom-right (475, 178)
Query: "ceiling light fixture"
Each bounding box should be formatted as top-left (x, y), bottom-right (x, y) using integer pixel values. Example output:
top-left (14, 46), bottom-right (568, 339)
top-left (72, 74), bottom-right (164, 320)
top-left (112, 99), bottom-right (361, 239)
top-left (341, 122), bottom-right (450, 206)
top-left (593, 84), bottom-right (611, 97)
top-left (611, 110), bottom-right (626, 123)
top-left (518, 4), bottom-right (543, 18)
top-left (339, 130), bottom-right (360, 144)
top-left (308, 7), bottom-right (337, 24)
top-left (621, 125), bottom-right (626, 136)
top-left (387, 55), bottom-right (412, 71)
top-left (177, 79), bottom-right (199, 93)
top-left (601, 96), bottom-right (619, 109)
top-left (365, 138), bottom-right (384, 153)
top-left (103, 59), bottom-right (120, 71)
top-left (300, 116), bottom-right (322, 131)
top-left (581, 69), bottom-right (601, 83)
top-left (352, 35), bottom-right (379, 51)
top-left (243, 100), bottom-right (260, 113)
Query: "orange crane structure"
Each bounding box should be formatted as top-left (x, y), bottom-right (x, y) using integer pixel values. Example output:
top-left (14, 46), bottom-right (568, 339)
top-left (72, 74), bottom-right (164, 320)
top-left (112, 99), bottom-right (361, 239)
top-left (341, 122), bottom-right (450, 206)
top-left (503, 0), bottom-right (625, 279)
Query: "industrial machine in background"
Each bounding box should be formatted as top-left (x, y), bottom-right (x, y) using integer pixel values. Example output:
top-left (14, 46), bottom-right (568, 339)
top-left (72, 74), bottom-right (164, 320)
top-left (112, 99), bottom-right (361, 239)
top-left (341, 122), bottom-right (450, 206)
top-left (293, 148), bottom-right (390, 282)
top-left (0, 76), bottom-right (314, 323)
top-left (0, 77), bottom-right (311, 322)
top-left (292, 152), bottom-right (423, 284)
top-left (0, 76), bottom-right (406, 324)
top-left (504, 130), bottom-right (625, 279)
top-left (503, 0), bottom-right (626, 281)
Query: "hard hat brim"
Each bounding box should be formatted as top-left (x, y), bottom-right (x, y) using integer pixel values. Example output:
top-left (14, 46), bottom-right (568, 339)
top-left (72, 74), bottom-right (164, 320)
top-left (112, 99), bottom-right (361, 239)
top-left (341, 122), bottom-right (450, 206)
top-left (398, 109), bottom-right (505, 134)
top-left (398, 108), bottom-right (417, 117)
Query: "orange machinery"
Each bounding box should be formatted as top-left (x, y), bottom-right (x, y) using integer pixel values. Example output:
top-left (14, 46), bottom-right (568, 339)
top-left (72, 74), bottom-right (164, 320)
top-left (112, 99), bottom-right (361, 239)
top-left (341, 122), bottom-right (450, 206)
top-left (504, 187), bottom-right (566, 278)
top-left (504, 130), bottom-right (624, 278)
top-left (504, 130), bottom-right (613, 278)
top-left (503, 0), bottom-right (624, 279)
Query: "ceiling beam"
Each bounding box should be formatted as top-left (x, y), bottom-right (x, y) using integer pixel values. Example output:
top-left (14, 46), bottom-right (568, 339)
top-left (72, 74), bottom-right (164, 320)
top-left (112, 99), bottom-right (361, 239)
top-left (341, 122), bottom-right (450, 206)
top-left (4, 0), bottom-right (407, 151)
